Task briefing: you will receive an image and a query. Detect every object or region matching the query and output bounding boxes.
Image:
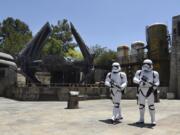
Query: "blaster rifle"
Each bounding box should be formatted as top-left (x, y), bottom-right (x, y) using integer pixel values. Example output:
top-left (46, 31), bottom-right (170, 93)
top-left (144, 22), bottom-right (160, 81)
top-left (136, 88), bottom-right (139, 105)
top-left (110, 79), bottom-right (122, 91)
top-left (141, 75), bottom-right (158, 97)
top-left (141, 76), bottom-right (157, 87)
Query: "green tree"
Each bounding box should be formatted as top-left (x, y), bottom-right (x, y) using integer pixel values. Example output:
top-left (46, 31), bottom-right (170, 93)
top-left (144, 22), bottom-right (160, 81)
top-left (43, 19), bottom-right (82, 60)
top-left (0, 17), bottom-right (32, 55)
top-left (90, 44), bottom-right (107, 58)
top-left (43, 37), bottom-right (63, 55)
top-left (94, 49), bottom-right (117, 66)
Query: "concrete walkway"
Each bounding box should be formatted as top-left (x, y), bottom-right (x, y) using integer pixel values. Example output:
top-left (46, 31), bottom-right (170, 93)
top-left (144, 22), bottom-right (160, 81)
top-left (0, 97), bottom-right (180, 135)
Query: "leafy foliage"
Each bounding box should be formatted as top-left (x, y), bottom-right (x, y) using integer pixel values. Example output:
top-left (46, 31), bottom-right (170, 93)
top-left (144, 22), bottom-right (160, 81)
top-left (42, 19), bottom-right (83, 60)
top-left (91, 45), bottom-right (117, 66)
top-left (0, 17), bottom-right (32, 55)
top-left (90, 44), bottom-right (107, 58)
top-left (0, 17), bottom-right (114, 62)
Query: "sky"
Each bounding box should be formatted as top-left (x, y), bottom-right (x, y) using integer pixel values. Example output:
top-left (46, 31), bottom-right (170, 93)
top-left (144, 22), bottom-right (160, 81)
top-left (0, 0), bottom-right (180, 50)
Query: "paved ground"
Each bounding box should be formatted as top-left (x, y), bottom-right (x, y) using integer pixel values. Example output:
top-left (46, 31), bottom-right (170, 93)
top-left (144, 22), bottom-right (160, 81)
top-left (0, 97), bottom-right (180, 135)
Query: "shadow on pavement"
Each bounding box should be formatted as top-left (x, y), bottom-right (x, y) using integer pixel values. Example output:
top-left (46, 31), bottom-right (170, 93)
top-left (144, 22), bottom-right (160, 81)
top-left (128, 122), bottom-right (155, 129)
top-left (99, 119), bottom-right (122, 125)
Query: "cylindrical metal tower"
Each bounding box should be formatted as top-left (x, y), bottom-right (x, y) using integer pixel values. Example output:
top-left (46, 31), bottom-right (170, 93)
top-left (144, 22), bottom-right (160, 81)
top-left (146, 23), bottom-right (170, 86)
top-left (169, 15), bottom-right (180, 99)
top-left (131, 41), bottom-right (145, 63)
top-left (117, 45), bottom-right (129, 64)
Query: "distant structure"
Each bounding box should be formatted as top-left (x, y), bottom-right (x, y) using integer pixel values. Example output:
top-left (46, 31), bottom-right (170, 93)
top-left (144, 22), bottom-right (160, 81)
top-left (130, 41), bottom-right (145, 63)
top-left (117, 43), bottom-right (144, 86)
top-left (117, 45), bottom-right (129, 64)
top-left (169, 15), bottom-right (180, 99)
top-left (117, 23), bottom-right (170, 87)
top-left (0, 52), bottom-right (17, 96)
top-left (1, 15), bottom-right (180, 100)
top-left (130, 41), bottom-right (145, 83)
top-left (117, 45), bottom-right (131, 84)
top-left (146, 23), bottom-right (170, 86)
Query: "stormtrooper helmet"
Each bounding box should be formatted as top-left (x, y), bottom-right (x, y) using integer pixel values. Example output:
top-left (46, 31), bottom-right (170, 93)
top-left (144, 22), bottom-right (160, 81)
top-left (112, 62), bottom-right (121, 73)
top-left (142, 59), bottom-right (153, 72)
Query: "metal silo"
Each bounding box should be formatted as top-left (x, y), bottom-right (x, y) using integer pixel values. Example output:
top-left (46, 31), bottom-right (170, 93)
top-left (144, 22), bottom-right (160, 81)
top-left (146, 23), bottom-right (170, 86)
top-left (117, 45), bottom-right (130, 85)
top-left (131, 41), bottom-right (145, 63)
top-left (169, 15), bottom-right (180, 99)
top-left (117, 45), bottom-right (129, 64)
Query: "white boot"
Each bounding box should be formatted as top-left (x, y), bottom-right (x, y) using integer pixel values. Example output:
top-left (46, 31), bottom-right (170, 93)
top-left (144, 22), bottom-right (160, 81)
top-left (150, 110), bottom-right (156, 125)
top-left (149, 105), bottom-right (156, 126)
top-left (137, 104), bottom-right (145, 124)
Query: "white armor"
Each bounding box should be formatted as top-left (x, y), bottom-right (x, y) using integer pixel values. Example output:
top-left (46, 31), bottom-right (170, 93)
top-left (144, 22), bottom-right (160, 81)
top-left (105, 62), bottom-right (127, 122)
top-left (133, 59), bottom-right (160, 125)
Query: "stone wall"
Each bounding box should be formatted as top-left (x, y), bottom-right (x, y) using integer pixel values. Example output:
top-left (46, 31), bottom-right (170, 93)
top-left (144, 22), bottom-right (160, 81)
top-left (0, 68), bottom-right (17, 96)
top-left (10, 86), bottom-right (109, 101)
top-left (10, 86), bottom-right (168, 101)
top-left (14, 86), bottom-right (39, 101)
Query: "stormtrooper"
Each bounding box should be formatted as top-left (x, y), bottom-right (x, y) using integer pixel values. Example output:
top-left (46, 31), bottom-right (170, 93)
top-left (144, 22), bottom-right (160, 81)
top-left (105, 62), bottom-right (127, 124)
top-left (133, 59), bottom-right (160, 126)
